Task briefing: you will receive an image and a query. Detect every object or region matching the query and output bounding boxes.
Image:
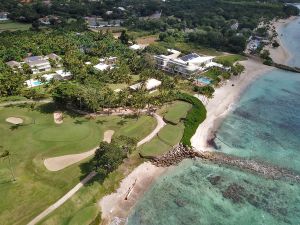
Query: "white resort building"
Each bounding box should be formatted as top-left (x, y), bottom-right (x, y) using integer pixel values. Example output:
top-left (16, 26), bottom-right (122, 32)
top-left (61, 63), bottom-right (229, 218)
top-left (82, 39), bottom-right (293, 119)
top-left (154, 49), bottom-right (215, 77)
top-left (27, 59), bottom-right (51, 74)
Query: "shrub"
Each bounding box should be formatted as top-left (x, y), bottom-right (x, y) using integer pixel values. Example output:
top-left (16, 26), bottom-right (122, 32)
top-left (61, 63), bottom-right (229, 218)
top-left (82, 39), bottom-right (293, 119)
top-left (176, 93), bottom-right (207, 146)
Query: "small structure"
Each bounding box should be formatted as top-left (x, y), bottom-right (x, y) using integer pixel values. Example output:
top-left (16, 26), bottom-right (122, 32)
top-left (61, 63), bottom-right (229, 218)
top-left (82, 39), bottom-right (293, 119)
top-left (94, 57), bottom-right (117, 71)
top-left (46, 53), bottom-right (61, 61)
top-left (130, 78), bottom-right (162, 91)
top-left (94, 63), bottom-right (110, 71)
top-left (0, 12), bottom-right (9, 21)
top-left (6, 61), bottom-right (22, 70)
top-left (129, 44), bottom-right (143, 51)
top-left (56, 69), bottom-right (72, 80)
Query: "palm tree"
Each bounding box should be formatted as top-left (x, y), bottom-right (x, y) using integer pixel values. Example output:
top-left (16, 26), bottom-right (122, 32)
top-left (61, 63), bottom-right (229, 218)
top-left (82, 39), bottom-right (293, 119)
top-left (0, 149), bottom-right (16, 181)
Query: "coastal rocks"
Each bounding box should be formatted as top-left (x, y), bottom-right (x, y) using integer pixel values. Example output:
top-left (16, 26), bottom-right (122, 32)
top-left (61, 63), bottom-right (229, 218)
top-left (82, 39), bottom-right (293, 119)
top-left (144, 144), bottom-right (198, 167)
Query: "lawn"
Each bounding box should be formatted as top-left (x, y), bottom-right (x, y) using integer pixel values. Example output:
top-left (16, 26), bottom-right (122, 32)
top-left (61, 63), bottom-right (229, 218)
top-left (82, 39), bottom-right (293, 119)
top-left (0, 21), bottom-right (31, 32)
top-left (139, 101), bottom-right (192, 156)
top-left (0, 103), bottom-right (156, 225)
top-left (36, 101), bottom-right (191, 225)
top-left (215, 54), bottom-right (247, 66)
top-left (162, 101), bottom-right (192, 124)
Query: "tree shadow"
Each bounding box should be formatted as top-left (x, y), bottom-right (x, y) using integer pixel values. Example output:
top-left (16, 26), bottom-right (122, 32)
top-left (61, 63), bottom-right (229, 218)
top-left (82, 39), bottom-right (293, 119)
top-left (117, 120), bottom-right (128, 126)
top-left (74, 119), bottom-right (88, 125)
top-left (122, 114), bottom-right (138, 120)
top-left (96, 119), bottom-right (107, 125)
top-left (10, 124), bottom-right (22, 131)
top-left (35, 103), bottom-right (56, 114)
top-left (79, 160), bottom-right (106, 186)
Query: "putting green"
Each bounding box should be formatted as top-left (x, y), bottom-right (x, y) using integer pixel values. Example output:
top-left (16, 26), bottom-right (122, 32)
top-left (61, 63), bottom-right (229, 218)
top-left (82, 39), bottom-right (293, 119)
top-left (0, 103), bottom-right (156, 225)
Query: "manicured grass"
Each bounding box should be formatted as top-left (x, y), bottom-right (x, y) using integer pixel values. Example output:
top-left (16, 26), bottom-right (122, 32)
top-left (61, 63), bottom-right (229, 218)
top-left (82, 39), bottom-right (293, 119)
top-left (108, 83), bottom-right (128, 91)
top-left (37, 101), bottom-right (190, 225)
top-left (215, 54), bottom-right (247, 65)
top-left (139, 123), bottom-right (185, 157)
top-left (68, 205), bottom-right (98, 225)
top-left (0, 103), bottom-right (156, 225)
top-left (160, 41), bottom-right (223, 56)
top-left (163, 101), bottom-right (192, 124)
top-left (0, 21), bottom-right (31, 32)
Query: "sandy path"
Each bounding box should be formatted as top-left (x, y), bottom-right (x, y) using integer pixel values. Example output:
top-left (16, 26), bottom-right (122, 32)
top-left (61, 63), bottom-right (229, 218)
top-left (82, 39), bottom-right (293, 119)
top-left (27, 171), bottom-right (97, 225)
top-left (44, 130), bottom-right (115, 171)
top-left (137, 113), bottom-right (166, 147)
top-left (99, 162), bottom-right (166, 223)
top-left (191, 59), bottom-right (273, 151)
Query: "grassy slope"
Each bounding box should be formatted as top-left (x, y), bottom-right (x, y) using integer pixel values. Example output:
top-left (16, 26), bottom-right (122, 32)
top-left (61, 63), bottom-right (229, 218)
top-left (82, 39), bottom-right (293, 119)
top-left (163, 101), bottom-right (192, 124)
top-left (0, 103), bottom-right (156, 225)
top-left (38, 101), bottom-right (192, 225)
top-left (0, 21), bottom-right (31, 32)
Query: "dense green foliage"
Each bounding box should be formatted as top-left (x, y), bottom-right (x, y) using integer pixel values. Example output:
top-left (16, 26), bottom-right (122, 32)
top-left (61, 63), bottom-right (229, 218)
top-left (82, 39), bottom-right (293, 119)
top-left (176, 93), bottom-right (207, 146)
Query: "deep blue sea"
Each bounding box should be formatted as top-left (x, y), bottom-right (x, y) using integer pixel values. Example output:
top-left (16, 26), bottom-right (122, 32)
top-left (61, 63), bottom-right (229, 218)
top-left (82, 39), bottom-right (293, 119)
top-left (127, 7), bottom-right (300, 225)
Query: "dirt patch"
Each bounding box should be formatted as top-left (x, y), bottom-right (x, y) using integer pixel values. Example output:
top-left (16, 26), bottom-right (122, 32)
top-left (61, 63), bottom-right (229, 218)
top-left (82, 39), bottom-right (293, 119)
top-left (6, 117), bottom-right (23, 125)
top-left (54, 111), bottom-right (63, 124)
top-left (136, 35), bottom-right (158, 45)
top-left (103, 130), bottom-right (115, 143)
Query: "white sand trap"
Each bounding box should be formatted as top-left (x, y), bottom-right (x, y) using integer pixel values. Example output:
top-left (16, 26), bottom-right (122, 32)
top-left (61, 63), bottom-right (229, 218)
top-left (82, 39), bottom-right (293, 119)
top-left (54, 111), bottom-right (63, 124)
top-left (44, 130), bottom-right (115, 171)
top-left (6, 117), bottom-right (23, 125)
top-left (103, 130), bottom-right (115, 143)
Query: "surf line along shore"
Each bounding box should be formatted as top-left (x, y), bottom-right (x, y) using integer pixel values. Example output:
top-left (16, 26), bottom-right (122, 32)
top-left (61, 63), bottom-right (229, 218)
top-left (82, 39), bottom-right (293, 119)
top-left (99, 59), bottom-right (273, 224)
top-left (99, 16), bottom-right (296, 224)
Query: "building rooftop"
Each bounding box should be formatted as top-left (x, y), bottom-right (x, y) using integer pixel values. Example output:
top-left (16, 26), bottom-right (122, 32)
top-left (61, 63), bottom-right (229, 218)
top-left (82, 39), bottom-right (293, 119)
top-left (24, 56), bottom-right (44, 63)
top-left (130, 78), bottom-right (162, 91)
top-left (28, 59), bottom-right (50, 67)
top-left (94, 63), bottom-right (110, 71)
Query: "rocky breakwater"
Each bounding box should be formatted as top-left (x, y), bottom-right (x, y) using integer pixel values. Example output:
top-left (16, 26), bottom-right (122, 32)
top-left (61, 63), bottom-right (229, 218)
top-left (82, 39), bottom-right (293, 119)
top-left (140, 145), bottom-right (300, 183)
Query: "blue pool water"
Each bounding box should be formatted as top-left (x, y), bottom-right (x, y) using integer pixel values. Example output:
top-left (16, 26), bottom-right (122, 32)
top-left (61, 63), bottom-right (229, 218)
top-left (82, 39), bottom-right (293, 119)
top-left (32, 81), bottom-right (42, 86)
top-left (196, 77), bottom-right (212, 85)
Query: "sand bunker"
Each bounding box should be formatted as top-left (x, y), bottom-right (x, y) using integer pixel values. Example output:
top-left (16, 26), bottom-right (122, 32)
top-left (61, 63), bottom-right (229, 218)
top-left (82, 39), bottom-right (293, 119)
top-left (103, 130), bottom-right (115, 143)
top-left (6, 117), bottom-right (23, 125)
top-left (54, 111), bottom-right (63, 124)
top-left (44, 130), bottom-right (115, 171)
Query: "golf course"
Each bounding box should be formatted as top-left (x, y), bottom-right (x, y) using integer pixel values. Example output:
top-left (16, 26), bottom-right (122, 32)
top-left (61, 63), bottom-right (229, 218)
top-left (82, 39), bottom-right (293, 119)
top-left (0, 102), bottom-right (156, 225)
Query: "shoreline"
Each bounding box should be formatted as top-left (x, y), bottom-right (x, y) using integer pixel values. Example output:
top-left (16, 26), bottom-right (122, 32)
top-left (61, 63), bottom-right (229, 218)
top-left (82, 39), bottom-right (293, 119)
top-left (191, 59), bottom-right (273, 151)
top-left (266, 16), bottom-right (296, 64)
top-left (99, 16), bottom-right (296, 224)
top-left (191, 15), bottom-right (296, 151)
top-left (99, 162), bottom-right (168, 224)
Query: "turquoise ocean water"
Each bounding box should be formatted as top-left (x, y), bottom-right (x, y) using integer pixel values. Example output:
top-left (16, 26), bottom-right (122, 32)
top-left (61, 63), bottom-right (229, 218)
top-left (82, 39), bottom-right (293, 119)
top-left (127, 7), bottom-right (300, 225)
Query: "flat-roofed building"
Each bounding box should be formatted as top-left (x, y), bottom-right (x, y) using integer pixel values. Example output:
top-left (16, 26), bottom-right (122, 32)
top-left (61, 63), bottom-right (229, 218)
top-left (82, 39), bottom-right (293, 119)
top-left (155, 49), bottom-right (215, 77)
top-left (130, 78), bottom-right (162, 91)
top-left (28, 59), bottom-right (51, 74)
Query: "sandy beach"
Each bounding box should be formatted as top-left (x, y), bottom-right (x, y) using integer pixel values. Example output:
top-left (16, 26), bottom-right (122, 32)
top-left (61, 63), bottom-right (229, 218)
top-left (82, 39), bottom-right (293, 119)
top-left (99, 162), bottom-right (167, 224)
top-left (191, 59), bottom-right (273, 151)
top-left (99, 16), bottom-right (296, 223)
top-left (265, 17), bottom-right (296, 64)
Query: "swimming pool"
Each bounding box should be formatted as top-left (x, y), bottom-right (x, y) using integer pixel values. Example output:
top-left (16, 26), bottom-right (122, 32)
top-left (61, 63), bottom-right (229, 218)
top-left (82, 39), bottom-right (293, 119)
top-left (195, 77), bottom-right (212, 85)
top-left (32, 80), bottom-right (42, 86)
